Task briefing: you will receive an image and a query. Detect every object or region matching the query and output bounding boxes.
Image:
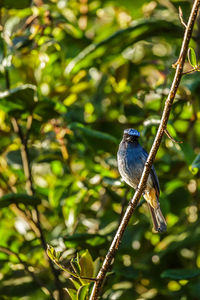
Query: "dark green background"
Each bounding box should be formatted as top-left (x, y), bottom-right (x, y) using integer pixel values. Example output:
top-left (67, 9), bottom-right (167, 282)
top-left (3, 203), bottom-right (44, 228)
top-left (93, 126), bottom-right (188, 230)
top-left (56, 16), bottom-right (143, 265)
top-left (0, 0), bottom-right (200, 299)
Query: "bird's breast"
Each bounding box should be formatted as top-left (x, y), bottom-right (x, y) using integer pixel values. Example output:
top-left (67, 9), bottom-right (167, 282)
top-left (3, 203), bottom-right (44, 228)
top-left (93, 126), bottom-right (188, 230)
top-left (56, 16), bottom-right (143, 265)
top-left (117, 142), bottom-right (153, 190)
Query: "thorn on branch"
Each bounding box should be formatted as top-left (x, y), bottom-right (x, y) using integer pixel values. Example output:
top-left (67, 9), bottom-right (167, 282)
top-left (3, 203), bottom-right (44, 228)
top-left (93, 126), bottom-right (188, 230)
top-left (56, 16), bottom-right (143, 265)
top-left (172, 57), bottom-right (181, 69)
top-left (179, 6), bottom-right (187, 28)
top-left (164, 128), bottom-right (183, 144)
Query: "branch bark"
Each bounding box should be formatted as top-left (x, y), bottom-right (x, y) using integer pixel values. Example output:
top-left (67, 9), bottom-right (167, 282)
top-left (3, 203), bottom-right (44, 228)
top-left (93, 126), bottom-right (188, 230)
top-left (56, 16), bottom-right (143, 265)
top-left (89, 1), bottom-right (200, 299)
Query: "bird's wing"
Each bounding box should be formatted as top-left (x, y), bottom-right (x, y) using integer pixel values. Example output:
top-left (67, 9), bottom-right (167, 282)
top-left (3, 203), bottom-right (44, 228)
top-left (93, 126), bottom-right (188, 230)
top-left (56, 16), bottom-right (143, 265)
top-left (140, 147), bottom-right (160, 196)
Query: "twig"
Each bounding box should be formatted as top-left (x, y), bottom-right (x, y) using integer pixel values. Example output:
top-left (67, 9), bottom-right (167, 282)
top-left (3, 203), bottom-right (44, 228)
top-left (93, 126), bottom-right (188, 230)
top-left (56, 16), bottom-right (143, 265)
top-left (164, 128), bottom-right (183, 143)
top-left (89, 1), bottom-right (200, 299)
top-left (179, 6), bottom-right (187, 28)
top-left (172, 7), bottom-right (188, 69)
top-left (11, 204), bottom-right (41, 236)
top-left (182, 65), bottom-right (200, 74)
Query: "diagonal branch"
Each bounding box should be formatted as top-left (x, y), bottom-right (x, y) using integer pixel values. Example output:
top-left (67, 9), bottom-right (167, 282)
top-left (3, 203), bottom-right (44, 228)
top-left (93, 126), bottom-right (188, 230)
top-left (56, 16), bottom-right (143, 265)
top-left (89, 1), bottom-right (200, 299)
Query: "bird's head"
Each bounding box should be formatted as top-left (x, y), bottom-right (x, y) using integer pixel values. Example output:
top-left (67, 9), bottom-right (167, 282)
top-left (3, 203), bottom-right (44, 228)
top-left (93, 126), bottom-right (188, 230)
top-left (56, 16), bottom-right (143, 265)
top-left (123, 128), bottom-right (140, 143)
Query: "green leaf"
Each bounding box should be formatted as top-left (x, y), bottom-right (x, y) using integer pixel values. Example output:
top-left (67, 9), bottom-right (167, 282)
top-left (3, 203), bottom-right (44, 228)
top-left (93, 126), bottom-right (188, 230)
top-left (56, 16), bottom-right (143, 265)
top-left (70, 253), bottom-right (81, 275)
top-left (0, 0), bottom-right (31, 9)
top-left (49, 184), bottom-right (66, 208)
top-left (64, 288), bottom-right (77, 300)
top-left (0, 193), bottom-right (41, 208)
top-left (69, 278), bottom-right (81, 291)
top-left (161, 269), bottom-right (200, 280)
top-left (69, 122), bottom-right (117, 143)
top-left (180, 143), bottom-right (196, 165)
top-left (188, 47), bottom-right (197, 67)
top-left (35, 151), bottom-right (63, 163)
top-left (86, 236), bottom-right (106, 246)
top-left (0, 84), bottom-right (37, 115)
top-left (33, 99), bottom-right (59, 121)
top-left (51, 160), bottom-right (63, 176)
top-left (6, 148), bottom-right (39, 167)
top-left (47, 245), bottom-right (85, 279)
top-left (46, 244), bottom-right (57, 262)
top-left (79, 250), bottom-right (94, 280)
top-left (113, 266), bottom-right (139, 280)
top-left (0, 280), bottom-right (38, 297)
top-left (65, 19), bottom-right (182, 74)
top-left (64, 233), bottom-right (106, 248)
top-left (77, 284), bottom-right (90, 300)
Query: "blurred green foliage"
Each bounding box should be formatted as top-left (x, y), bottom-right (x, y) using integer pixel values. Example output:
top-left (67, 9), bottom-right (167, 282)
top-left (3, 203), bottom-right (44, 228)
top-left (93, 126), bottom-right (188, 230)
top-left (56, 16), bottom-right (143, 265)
top-left (0, 0), bottom-right (200, 299)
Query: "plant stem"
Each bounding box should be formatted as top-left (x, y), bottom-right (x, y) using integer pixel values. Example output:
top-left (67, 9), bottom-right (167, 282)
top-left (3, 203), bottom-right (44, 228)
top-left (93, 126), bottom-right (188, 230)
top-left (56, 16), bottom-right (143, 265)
top-left (89, 1), bottom-right (200, 299)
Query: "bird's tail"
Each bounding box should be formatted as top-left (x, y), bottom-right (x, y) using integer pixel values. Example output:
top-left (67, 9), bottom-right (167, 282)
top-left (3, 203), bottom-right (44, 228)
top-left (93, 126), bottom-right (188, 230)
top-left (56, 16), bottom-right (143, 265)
top-left (147, 203), bottom-right (167, 233)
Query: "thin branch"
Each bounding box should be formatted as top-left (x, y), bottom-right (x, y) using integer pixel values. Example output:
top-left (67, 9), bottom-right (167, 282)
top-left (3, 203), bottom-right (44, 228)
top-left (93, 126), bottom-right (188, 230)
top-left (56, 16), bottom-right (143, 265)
top-left (89, 1), bottom-right (200, 299)
top-left (164, 128), bottom-right (183, 144)
top-left (179, 6), bottom-right (187, 28)
top-left (182, 65), bottom-right (200, 74)
top-left (10, 204), bottom-right (41, 236)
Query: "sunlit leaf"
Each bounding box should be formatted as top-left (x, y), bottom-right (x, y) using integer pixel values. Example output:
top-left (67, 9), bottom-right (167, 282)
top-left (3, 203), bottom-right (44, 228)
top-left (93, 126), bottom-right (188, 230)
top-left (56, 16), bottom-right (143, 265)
top-left (188, 47), bottom-right (197, 67)
top-left (70, 253), bottom-right (81, 275)
top-left (47, 245), bottom-right (95, 282)
top-left (0, 84), bottom-right (37, 114)
top-left (65, 19), bottom-right (182, 74)
top-left (64, 288), bottom-right (77, 300)
top-left (79, 250), bottom-right (94, 282)
top-left (77, 284), bottom-right (90, 300)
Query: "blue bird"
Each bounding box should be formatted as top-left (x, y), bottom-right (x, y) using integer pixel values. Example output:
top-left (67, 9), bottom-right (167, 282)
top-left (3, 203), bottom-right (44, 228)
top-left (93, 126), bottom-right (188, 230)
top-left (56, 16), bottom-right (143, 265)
top-left (117, 128), bottom-right (167, 233)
